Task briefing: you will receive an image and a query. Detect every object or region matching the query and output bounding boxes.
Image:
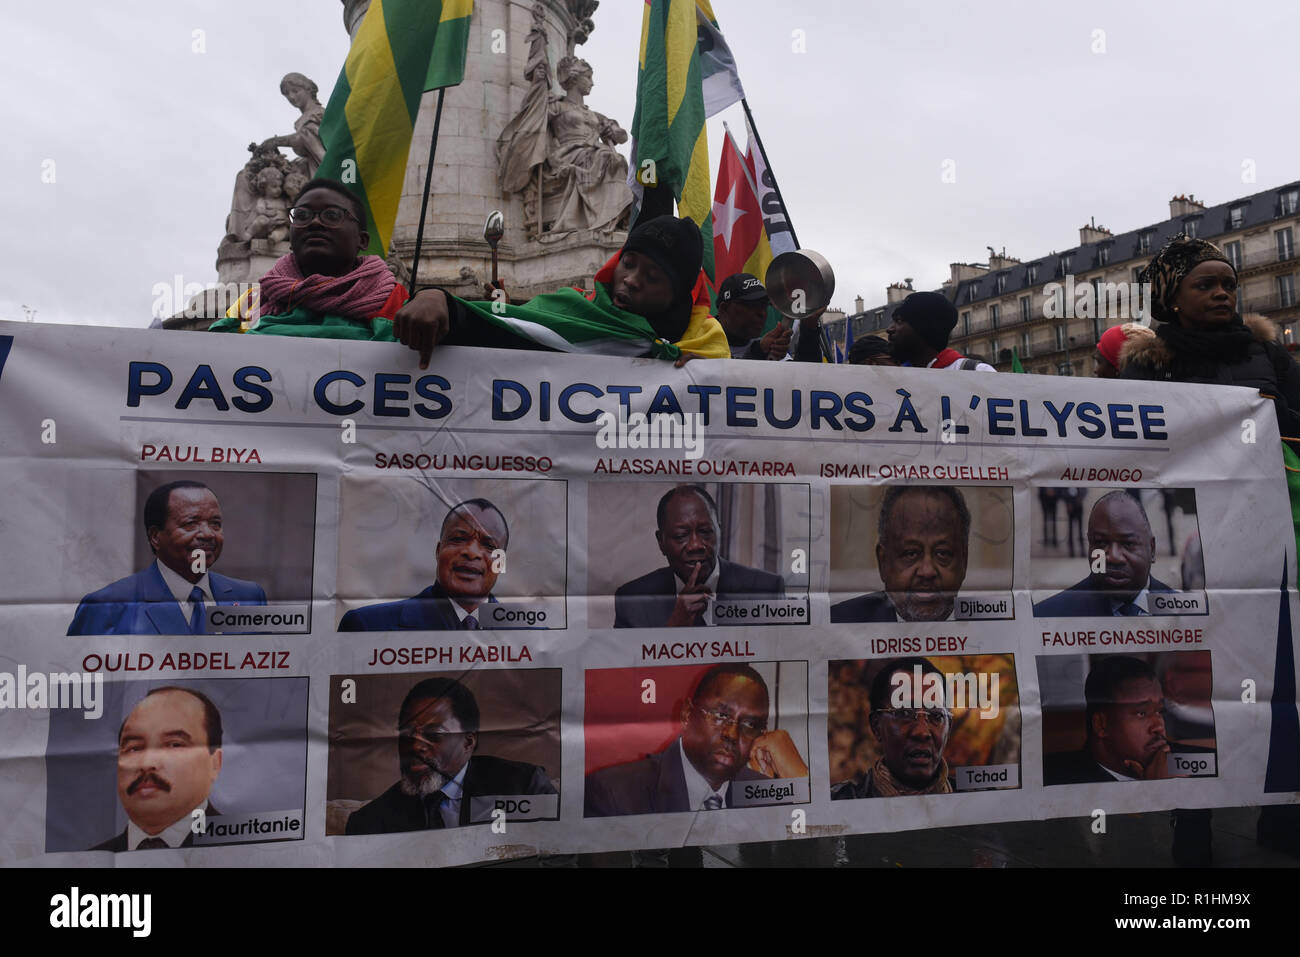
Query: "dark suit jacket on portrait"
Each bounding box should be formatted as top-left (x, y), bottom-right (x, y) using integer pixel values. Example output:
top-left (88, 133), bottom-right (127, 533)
top-left (1043, 744), bottom-right (1214, 786)
top-left (1033, 574), bottom-right (1175, 618)
top-left (829, 591), bottom-right (901, 623)
top-left (67, 565), bottom-right (267, 636)
top-left (91, 802), bottom-right (219, 852)
top-left (612, 558), bottom-right (785, 628)
top-left (344, 754), bottom-right (556, 834)
top-left (338, 582), bottom-right (499, 632)
top-left (584, 737), bottom-right (767, 817)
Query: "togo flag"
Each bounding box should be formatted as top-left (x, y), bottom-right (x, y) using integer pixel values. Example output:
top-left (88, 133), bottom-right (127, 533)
top-left (628, 0), bottom-right (714, 280)
top-left (317, 0), bottom-right (473, 258)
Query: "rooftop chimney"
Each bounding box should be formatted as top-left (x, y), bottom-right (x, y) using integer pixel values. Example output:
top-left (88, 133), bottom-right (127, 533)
top-left (988, 247), bottom-right (1021, 271)
top-left (1079, 217), bottom-right (1113, 245)
top-left (854, 295), bottom-right (865, 314)
top-left (885, 282), bottom-right (912, 304)
top-left (1169, 193), bottom-right (1206, 218)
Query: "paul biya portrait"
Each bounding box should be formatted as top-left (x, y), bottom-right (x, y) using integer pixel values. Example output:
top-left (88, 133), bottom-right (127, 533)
top-left (829, 656), bottom-right (1021, 798)
top-left (831, 486), bottom-right (1012, 624)
top-left (68, 481), bottom-right (271, 636)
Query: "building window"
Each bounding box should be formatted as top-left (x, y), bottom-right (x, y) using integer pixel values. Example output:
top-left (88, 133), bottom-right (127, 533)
top-left (1091, 317), bottom-right (1102, 342)
top-left (1026, 263), bottom-right (1038, 285)
top-left (1055, 326), bottom-right (1065, 351)
top-left (1279, 227), bottom-right (1295, 262)
top-left (1230, 205), bottom-right (1246, 229)
top-left (1225, 240), bottom-right (1243, 271)
top-left (1020, 331), bottom-right (1030, 356)
top-left (990, 337), bottom-right (1000, 359)
top-left (1138, 231), bottom-right (1151, 253)
top-left (1282, 189), bottom-right (1299, 216)
top-left (1185, 218), bottom-right (1199, 239)
top-left (989, 303), bottom-right (1000, 329)
top-left (1280, 274), bottom-right (1297, 308)
top-left (995, 273), bottom-right (1006, 294)
top-left (1020, 295), bottom-right (1030, 322)
top-left (967, 284), bottom-right (979, 303)
top-left (961, 311), bottom-right (971, 337)
top-left (1098, 244), bottom-right (1110, 265)
top-left (1058, 254), bottom-right (1072, 276)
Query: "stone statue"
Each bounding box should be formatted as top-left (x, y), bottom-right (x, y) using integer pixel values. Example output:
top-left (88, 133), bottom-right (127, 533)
top-left (245, 167), bottom-right (291, 243)
top-left (496, 3), bottom-right (631, 238)
top-left (222, 145), bottom-right (292, 246)
top-left (258, 72), bottom-right (326, 177)
top-left (566, 0), bottom-right (599, 51)
top-left (221, 72), bottom-right (324, 247)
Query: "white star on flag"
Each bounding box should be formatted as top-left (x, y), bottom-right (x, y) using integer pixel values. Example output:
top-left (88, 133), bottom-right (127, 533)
top-left (712, 183), bottom-right (749, 252)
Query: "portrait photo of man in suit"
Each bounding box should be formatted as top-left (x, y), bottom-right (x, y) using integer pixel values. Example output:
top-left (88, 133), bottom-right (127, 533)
top-left (91, 687), bottom-right (222, 851)
top-left (832, 657), bottom-right (955, 799)
top-left (1042, 655), bottom-right (1206, 785)
top-left (613, 485), bottom-right (785, 628)
top-left (345, 677), bottom-right (556, 834)
top-left (584, 663), bottom-right (808, 817)
top-left (831, 486), bottom-right (971, 623)
top-left (68, 480), bottom-right (267, 636)
top-left (1033, 491), bottom-right (1174, 618)
top-left (339, 498), bottom-right (508, 632)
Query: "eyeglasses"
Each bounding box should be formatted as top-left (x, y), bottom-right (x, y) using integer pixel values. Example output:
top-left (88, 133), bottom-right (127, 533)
top-left (877, 708), bottom-right (950, 728)
top-left (397, 725), bottom-right (463, 746)
top-left (288, 205), bottom-right (359, 228)
top-left (692, 705), bottom-right (766, 739)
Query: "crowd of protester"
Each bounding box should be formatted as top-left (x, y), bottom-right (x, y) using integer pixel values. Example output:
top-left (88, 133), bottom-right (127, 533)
top-left (208, 177), bottom-right (1300, 867)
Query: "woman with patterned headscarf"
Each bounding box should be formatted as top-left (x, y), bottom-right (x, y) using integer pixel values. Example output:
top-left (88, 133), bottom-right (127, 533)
top-left (1122, 234), bottom-right (1300, 865)
top-left (1121, 234), bottom-right (1300, 445)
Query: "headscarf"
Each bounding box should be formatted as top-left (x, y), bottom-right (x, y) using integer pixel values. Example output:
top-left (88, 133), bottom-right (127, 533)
top-left (1141, 234), bottom-right (1233, 323)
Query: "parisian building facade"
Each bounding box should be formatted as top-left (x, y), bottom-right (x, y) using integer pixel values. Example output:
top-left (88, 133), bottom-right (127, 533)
top-left (832, 181), bottom-right (1300, 374)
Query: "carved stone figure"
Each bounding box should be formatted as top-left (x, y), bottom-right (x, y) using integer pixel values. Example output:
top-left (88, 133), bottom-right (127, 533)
top-left (246, 167), bottom-right (291, 243)
top-left (259, 72), bottom-right (326, 177)
top-left (222, 73), bottom-right (324, 247)
top-left (496, 4), bottom-right (631, 238)
top-left (222, 145), bottom-right (292, 246)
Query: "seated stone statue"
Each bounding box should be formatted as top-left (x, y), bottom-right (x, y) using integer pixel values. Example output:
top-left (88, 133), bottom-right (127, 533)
top-left (497, 4), bottom-right (630, 237)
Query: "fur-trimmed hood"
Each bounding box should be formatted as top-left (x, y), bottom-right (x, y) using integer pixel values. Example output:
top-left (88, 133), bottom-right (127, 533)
top-left (1120, 313), bottom-right (1279, 372)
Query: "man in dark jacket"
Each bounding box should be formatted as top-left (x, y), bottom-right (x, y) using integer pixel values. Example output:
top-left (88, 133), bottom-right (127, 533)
top-left (614, 485), bottom-right (785, 628)
top-left (346, 677), bottom-right (555, 834)
top-left (1034, 491), bottom-right (1176, 618)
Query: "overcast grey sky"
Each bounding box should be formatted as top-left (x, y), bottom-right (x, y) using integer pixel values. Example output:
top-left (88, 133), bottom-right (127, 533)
top-left (2, 0), bottom-right (1296, 327)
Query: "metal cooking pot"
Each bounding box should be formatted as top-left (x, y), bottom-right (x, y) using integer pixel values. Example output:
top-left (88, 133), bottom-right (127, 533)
top-left (764, 249), bottom-right (835, 319)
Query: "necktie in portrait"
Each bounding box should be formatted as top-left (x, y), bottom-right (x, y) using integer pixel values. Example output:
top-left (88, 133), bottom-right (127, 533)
top-left (188, 586), bottom-right (206, 634)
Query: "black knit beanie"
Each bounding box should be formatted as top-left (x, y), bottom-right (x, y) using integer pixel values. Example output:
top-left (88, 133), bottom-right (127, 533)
top-left (896, 291), bottom-right (958, 352)
top-left (622, 215), bottom-right (703, 303)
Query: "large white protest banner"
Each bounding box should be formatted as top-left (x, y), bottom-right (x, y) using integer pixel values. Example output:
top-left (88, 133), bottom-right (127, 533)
top-left (0, 319), bottom-right (1296, 866)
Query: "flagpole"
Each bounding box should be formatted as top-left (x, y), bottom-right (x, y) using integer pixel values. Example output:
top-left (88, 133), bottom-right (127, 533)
top-left (408, 87), bottom-right (447, 296)
top-left (740, 98), bottom-right (800, 250)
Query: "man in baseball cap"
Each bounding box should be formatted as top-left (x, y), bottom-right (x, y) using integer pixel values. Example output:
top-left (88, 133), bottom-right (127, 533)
top-left (717, 273), bottom-right (787, 360)
top-left (886, 291), bottom-right (995, 371)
